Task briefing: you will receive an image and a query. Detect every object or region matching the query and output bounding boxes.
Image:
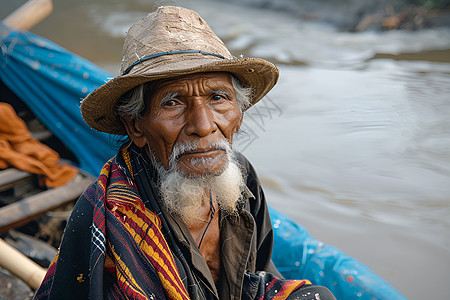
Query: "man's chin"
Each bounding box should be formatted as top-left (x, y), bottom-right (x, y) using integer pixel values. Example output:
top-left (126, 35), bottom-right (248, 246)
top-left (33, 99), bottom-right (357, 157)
top-left (159, 153), bottom-right (244, 222)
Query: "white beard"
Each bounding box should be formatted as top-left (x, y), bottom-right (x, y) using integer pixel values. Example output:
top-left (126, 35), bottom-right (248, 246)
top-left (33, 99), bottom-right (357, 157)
top-left (149, 140), bottom-right (245, 222)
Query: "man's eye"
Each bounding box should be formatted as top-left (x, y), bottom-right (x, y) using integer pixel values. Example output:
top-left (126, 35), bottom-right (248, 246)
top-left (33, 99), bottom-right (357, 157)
top-left (163, 99), bottom-right (177, 106)
top-left (212, 94), bottom-right (225, 101)
top-left (160, 92), bottom-right (180, 107)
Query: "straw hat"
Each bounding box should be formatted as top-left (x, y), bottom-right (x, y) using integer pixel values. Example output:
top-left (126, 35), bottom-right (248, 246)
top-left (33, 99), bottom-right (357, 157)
top-left (81, 6), bottom-right (279, 135)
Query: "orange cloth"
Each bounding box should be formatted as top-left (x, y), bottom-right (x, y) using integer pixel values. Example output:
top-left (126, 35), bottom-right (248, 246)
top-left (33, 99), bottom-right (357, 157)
top-left (0, 102), bottom-right (78, 188)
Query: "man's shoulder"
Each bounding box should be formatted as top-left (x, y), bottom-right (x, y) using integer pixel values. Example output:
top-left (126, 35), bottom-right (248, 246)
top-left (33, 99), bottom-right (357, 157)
top-left (235, 151), bottom-right (255, 174)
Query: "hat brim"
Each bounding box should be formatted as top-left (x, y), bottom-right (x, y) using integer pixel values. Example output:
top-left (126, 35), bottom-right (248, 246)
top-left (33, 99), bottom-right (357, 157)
top-left (81, 55), bottom-right (279, 135)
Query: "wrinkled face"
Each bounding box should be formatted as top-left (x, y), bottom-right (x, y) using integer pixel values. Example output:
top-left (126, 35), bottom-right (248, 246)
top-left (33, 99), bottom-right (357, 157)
top-left (123, 72), bottom-right (243, 176)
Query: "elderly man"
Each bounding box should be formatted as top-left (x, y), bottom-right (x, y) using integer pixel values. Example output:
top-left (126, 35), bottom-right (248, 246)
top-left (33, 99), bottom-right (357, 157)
top-left (35, 6), bottom-right (334, 300)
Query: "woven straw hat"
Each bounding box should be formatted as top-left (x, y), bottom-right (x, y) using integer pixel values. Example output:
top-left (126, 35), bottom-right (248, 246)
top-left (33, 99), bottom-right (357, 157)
top-left (81, 6), bottom-right (279, 135)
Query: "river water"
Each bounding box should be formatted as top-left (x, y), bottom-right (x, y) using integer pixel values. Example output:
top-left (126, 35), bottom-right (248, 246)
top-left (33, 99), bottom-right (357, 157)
top-left (2, 0), bottom-right (450, 299)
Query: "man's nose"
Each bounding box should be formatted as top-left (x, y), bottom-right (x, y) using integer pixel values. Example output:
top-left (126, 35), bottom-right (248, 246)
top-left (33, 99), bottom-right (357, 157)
top-left (184, 102), bottom-right (217, 137)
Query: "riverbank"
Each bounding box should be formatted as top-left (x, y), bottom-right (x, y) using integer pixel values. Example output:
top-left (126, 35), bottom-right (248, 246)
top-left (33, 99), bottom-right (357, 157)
top-left (227, 0), bottom-right (450, 31)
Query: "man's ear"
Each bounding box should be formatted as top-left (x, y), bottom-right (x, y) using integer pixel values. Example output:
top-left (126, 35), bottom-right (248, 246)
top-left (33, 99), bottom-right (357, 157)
top-left (121, 117), bottom-right (147, 148)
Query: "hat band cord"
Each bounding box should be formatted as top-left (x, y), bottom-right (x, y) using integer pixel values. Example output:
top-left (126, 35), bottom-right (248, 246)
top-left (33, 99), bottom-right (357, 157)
top-left (122, 50), bottom-right (227, 75)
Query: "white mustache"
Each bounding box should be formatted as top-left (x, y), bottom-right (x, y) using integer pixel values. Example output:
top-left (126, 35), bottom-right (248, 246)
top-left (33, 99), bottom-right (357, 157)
top-left (169, 139), bottom-right (231, 163)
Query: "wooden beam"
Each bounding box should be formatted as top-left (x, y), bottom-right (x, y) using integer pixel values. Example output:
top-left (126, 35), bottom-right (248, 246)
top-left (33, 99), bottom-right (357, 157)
top-left (0, 168), bottom-right (32, 192)
top-left (3, 0), bottom-right (53, 31)
top-left (0, 174), bottom-right (94, 234)
top-left (31, 130), bottom-right (52, 141)
top-left (0, 238), bottom-right (47, 290)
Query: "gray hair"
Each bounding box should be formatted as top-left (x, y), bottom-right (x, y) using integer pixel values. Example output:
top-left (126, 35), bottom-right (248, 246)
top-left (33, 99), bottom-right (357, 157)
top-left (116, 75), bottom-right (252, 121)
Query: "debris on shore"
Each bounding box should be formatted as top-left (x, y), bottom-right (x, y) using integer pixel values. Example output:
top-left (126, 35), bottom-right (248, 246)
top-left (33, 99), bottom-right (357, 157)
top-left (228, 0), bottom-right (450, 31)
top-left (351, 4), bottom-right (450, 31)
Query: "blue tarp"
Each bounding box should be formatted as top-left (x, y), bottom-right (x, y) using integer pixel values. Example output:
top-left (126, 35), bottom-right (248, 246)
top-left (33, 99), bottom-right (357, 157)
top-left (0, 25), bottom-right (406, 299)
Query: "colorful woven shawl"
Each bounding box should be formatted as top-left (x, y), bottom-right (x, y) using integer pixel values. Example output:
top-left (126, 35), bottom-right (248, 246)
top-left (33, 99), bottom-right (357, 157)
top-left (37, 150), bottom-right (190, 299)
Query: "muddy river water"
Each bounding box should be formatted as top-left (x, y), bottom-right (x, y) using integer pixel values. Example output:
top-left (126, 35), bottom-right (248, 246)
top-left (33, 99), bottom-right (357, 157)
top-left (2, 0), bottom-right (450, 299)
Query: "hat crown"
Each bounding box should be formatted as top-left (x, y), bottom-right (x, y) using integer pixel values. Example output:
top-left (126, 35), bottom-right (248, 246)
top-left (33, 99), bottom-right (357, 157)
top-left (120, 6), bottom-right (232, 75)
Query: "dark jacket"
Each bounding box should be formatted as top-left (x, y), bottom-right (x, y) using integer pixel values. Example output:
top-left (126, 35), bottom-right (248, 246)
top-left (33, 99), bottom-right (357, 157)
top-left (34, 150), bottom-right (280, 300)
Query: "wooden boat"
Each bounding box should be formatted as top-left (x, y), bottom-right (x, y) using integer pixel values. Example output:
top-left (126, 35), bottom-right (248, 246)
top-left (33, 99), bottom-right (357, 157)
top-left (0, 7), bottom-right (406, 299)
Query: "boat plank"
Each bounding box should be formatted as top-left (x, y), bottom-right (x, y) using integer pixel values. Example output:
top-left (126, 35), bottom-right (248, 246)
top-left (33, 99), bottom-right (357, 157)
top-left (0, 174), bottom-right (94, 234)
top-left (0, 169), bottom-right (32, 192)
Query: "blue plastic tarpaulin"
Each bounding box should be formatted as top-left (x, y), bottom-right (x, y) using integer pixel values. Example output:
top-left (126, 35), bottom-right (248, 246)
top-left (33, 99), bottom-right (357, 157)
top-left (0, 24), bottom-right (406, 299)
